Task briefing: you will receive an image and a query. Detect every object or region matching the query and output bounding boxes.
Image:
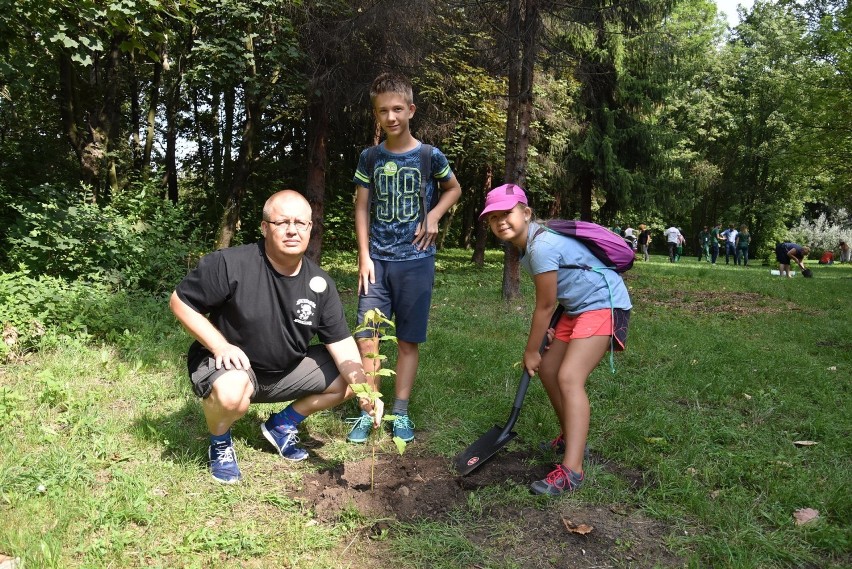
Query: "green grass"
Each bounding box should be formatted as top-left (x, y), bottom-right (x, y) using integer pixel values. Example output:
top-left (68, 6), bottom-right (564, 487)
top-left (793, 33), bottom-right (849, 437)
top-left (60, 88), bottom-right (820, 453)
top-left (1, 252), bottom-right (850, 567)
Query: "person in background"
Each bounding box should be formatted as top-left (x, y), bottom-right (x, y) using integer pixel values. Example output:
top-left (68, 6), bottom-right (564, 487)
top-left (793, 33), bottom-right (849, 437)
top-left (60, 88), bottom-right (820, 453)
top-left (722, 223), bottom-right (738, 265)
top-left (169, 190), bottom-right (382, 484)
top-left (664, 225), bottom-right (682, 263)
top-left (818, 250), bottom-right (834, 265)
top-left (710, 222), bottom-right (723, 264)
top-left (623, 224), bottom-right (637, 252)
top-left (675, 230), bottom-right (686, 262)
top-left (735, 225), bottom-right (751, 266)
top-left (637, 224), bottom-right (652, 262)
top-left (479, 184), bottom-right (631, 496)
top-left (839, 240), bottom-right (851, 263)
top-left (697, 226), bottom-right (711, 262)
top-left (775, 242), bottom-right (812, 278)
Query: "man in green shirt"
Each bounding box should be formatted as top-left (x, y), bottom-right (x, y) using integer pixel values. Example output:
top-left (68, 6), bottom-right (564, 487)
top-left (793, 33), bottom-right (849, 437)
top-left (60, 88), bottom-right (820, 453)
top-left (709, 223), bottom-right (723, 264)
top-left (697, 226), bottom-right (711, 262)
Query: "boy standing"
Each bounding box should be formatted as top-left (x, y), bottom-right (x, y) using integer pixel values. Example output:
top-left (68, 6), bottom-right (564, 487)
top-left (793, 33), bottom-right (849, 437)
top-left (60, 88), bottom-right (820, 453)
top-left (348, 72), bottom-right (462, 443)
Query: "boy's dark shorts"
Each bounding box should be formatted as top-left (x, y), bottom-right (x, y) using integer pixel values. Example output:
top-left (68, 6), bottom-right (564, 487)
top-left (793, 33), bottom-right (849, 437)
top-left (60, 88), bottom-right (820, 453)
top-left (356, 256), bottom-right (435, 343)
top-left (187, 344), bottom-right (340, 404)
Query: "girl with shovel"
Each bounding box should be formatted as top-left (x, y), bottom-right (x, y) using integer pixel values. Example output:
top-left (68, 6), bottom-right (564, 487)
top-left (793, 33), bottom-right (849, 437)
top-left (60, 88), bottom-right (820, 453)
top-left (479, 184), bottom-right (632, 495)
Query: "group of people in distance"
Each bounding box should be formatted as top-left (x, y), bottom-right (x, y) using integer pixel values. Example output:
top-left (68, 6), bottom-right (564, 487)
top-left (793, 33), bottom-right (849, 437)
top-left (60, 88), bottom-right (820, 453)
top-left (623, 222), bottom-right (820, 278)
top-left (171, 72), bottom-right (630, 497)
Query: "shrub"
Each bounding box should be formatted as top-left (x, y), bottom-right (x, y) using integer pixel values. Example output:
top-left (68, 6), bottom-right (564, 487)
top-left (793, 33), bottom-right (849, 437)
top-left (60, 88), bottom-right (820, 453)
top-left (0, 270), bottom-right (103, 360)
top-left (788, 209), bottom-right (852, 257)
top-left (6, 184), bottom-right (205, 292)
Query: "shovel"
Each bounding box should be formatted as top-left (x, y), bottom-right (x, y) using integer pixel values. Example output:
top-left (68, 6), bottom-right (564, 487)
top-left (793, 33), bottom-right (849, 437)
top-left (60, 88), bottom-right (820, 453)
top-left (454, 305), bottom-right (565, 476)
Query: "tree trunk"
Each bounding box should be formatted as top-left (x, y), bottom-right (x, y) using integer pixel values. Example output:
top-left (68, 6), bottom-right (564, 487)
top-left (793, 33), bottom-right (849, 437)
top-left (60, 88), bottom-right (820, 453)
top-left (212, 87), bottom-right (223, 199)
top-left (216, 32), bottom-right (260, 249)
top-left (500, 0), bottom-right (540, 300)
top-left (58, 51), bottom-right (109, 199)
top-left (305, 92), bottom-right (329, 263)
top-left (164, 78), bottom-right (180, 203)
top-left (471, 164), bottom-right (493, 267)
top-left (143, 48), bottom-right (164, 181)
top-left (223, 86), bottom-right (235, 201)
top-left (130, 56), bottom-right (141, 173)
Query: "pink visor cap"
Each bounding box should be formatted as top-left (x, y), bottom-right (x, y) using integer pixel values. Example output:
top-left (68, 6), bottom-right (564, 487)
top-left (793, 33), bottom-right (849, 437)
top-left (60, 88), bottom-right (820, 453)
top-left (479, 183), bottom-right (528, 220)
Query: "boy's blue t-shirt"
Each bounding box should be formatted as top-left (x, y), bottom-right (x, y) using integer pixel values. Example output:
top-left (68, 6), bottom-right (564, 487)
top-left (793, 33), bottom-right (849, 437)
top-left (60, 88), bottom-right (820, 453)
top-left (521, 221), bottom-right (633, 316)
top-left (353, 142), bottom-right (453, 261)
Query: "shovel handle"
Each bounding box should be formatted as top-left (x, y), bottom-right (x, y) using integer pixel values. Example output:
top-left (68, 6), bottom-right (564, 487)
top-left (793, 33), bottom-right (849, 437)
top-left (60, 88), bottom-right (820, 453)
top-left (502, 305), bottom-right (566, 436)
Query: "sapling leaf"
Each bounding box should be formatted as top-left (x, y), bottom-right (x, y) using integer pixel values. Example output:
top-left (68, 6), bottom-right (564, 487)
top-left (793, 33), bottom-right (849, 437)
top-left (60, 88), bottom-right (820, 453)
top-left (392, 436), bottom-right (407, 455)
top-left (375, 369), bottom-right (396, 377)
top-left (379, 335), bottom-right (398, 344)
top-left (383, 415), bottom-right (397, 422)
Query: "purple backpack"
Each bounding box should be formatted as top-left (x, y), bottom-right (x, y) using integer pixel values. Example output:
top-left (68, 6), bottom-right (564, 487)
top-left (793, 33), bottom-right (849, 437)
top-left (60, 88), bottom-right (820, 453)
top-left (534, 220), bottom-right (635, 273)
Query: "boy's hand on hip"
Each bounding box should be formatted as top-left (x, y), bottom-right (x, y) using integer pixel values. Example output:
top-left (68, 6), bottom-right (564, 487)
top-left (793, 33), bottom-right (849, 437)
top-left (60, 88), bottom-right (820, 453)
top-left (358, 258), bottom-right (375, 296)
top-left (413, 218), bottom-right (439, 250)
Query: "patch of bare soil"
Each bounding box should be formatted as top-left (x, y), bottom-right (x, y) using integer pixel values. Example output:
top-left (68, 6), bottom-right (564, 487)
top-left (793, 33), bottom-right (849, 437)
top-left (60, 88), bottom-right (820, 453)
top-left (297, 446), bottom-right (684, 568)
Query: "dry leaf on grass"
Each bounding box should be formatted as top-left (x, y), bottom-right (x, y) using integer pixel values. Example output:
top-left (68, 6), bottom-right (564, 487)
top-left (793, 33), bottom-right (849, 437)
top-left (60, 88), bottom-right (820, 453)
top-left (562, 518), bottom-right (594, 535)
top-left (793, 508), bottom-right (819, 525)
top-left (792, 440), bottom-right (818, 447)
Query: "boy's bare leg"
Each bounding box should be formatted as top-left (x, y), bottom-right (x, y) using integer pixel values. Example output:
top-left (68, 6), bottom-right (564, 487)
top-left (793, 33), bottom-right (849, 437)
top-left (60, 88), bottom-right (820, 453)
top-left (394, 340), bottom-right (419, 402)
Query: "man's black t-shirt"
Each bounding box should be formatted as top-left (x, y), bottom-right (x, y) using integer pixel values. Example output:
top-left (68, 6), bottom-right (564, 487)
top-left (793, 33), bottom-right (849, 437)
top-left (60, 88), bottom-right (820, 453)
top-left (175, 240), bottom-right (351, 375)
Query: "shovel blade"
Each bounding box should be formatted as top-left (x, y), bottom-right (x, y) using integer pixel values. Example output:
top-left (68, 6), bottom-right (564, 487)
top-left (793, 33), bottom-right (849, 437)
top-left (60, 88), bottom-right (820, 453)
top-left (454, 425), bottom-right (517, 476)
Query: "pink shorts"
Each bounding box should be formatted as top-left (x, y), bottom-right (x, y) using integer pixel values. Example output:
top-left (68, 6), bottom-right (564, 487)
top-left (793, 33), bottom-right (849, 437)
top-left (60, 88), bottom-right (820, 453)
top-left (553, 308), bottom-right (630, 351)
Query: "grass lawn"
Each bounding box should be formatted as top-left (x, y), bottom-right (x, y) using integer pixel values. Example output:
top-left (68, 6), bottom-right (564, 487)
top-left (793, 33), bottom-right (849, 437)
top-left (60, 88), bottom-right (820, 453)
top-left (1, 251), bottom-right (849, 568)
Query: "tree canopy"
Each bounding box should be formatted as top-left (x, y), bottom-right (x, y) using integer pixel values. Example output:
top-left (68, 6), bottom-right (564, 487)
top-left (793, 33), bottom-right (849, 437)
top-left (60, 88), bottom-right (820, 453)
top-left (1, 0), bottom-right (849, 292)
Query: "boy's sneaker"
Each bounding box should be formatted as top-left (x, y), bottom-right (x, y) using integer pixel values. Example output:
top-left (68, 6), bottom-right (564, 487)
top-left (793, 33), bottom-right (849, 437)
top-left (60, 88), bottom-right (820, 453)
top-left (392, 414), bottom-right (415, 442)
top-left (531, 464), bottom-right (584, 496)
top-left (208, 442), bottom-right (241, 484)
top-left (346, 412), bottom-right (374, 443)
top-left (261, 421), bottom-right (309, 462)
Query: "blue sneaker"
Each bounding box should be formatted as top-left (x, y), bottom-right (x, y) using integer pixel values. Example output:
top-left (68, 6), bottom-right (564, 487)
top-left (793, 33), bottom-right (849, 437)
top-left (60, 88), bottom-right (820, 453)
top-left (530, 464), bottom-right (584, 496)
top-left (392, 414), bottom-right (415, 442)
top-left (346, 412), bottom-right (374, 443)
top-left (261, 421), bottom-right (309, 462)
top-left (208, 442), bottom-right (241, 484)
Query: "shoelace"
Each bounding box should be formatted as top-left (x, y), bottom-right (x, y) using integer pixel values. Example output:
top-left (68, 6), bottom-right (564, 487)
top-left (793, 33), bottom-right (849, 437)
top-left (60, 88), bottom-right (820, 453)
top-left (276, 429), bottom-right (300, 448)
top-left (214, 445), bottom-right (236, 465)
top-left (393, 415), bottom-right (415, 429)
top-left (550, 434), bottom-right (565, 449)
top-left (346, 415), bottom-right (373, 433)
top-left (545, 465), bottom-right (579, 490)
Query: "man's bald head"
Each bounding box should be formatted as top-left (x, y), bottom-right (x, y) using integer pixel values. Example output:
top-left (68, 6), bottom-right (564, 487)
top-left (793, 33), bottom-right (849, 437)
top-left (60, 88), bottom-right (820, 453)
top-left (263, 190), bottom-right (311, 221)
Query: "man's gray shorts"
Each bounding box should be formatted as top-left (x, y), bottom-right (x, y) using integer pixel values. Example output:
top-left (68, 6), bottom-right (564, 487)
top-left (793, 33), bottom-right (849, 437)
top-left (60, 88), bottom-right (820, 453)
top-left (187, 344), bottom-right (340, 404)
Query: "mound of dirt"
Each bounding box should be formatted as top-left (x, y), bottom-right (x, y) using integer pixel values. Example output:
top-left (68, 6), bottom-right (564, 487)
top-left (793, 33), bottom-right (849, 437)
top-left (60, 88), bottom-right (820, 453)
top-left (297, 447), bottom-right (684, 568)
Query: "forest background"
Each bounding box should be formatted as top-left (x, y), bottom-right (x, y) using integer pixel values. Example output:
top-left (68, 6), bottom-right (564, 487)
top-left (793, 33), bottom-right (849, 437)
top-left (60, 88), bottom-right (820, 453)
top-left (0, 0), bottom-right (850, 301)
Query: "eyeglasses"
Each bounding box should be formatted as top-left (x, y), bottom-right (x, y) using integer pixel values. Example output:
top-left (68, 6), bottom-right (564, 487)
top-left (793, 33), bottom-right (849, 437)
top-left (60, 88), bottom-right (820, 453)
top-left (266, 218), bottom-right (311, 232)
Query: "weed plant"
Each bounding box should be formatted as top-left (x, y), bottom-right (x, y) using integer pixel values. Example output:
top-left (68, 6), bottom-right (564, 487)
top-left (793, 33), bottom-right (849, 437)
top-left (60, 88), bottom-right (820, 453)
top-left (0, 252), bottom-right (849, 567)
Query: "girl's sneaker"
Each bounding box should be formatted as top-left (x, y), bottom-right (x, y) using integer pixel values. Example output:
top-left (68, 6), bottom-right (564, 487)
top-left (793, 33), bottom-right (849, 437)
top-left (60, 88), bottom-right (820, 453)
top-left (538, 434), bottom-right (590, 460)
top-left (539, 434), bottom-right (566, 453)
top-left (530, 464), bottom-right (584, 496)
